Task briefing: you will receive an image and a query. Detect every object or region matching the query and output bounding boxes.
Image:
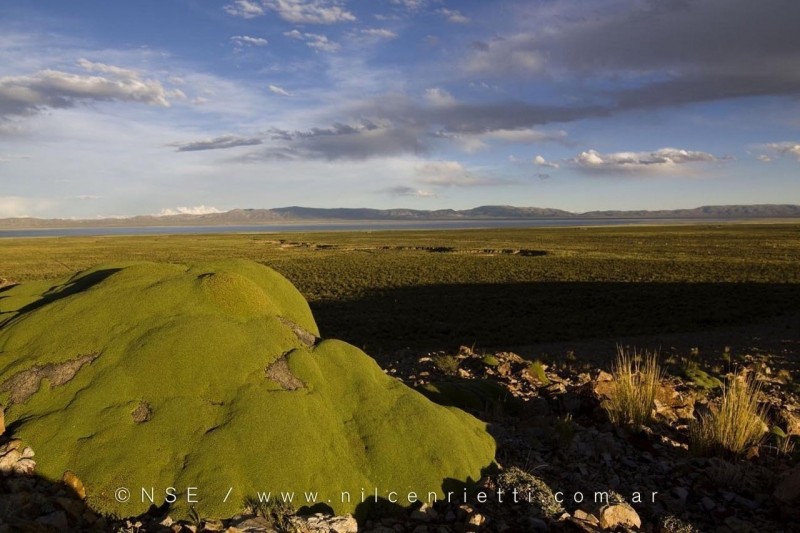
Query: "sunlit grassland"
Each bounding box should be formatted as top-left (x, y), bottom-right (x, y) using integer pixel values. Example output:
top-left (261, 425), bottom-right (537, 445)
top-left (3, 224), bottom-right (799, 351)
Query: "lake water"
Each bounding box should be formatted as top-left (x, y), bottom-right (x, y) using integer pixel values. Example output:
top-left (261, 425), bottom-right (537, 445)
top-left (0, 218), bottom-right (732, 238)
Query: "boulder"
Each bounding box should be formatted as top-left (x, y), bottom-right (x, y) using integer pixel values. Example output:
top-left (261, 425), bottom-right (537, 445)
top-left (598, 502), bottom-right (641, 529)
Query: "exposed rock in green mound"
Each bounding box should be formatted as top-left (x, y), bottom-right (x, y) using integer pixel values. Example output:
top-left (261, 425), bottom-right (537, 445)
top-left (0, 260), bottom-right (495, 520)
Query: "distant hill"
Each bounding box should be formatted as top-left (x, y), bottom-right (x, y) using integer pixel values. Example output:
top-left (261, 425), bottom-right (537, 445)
top-left (1, 204), bottom-right (798, 229)
top-left (581, 204), bottom-right (800, 218)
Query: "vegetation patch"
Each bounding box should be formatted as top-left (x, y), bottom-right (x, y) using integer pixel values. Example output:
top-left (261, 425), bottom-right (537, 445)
top-left (690, 374), bottom-right (767, 457)
top-left (525, 360), bottom-right (550, 385)
top-left (0, 260), bottom-right (495, 520)
top-left (603, 348), bottom-right (663, 430)
top-left (680, 366), bottom-right (723, 390)
top-left (481, 355), bottom-right (500, 367)
top-left (496, 467), bottom-right (564, 518)
top-left (431, 354), bottom-right (461, 375)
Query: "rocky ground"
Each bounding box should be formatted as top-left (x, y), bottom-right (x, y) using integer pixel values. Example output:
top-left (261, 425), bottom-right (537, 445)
top-left (2, 333), bottom-right (800, 532)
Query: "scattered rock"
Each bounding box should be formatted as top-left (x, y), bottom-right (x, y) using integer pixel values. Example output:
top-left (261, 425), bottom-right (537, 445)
top-left (467, 512), bottom-right (486, 526)
top-left (598, 503), bottom-right (641, 530)
top-left (574, 508), bottom-right (600, 526)
top-left (36, 511), bottom-right (69, 531)
top-left (131, 400), bottom-right (153, 423)
top-left (774, 463), bottom-right (800, 503)
top-left (779, 409), bottom-right (800, 436)
top-left (0, 440), bottom-right (36, 476)
top-left (724, 515), bottom-right (755, 532)
top-left (411, 503), bottom-right (438, 522)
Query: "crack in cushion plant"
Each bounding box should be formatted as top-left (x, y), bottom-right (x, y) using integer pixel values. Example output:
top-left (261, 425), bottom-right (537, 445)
top-left (0, 260), bottom-right (495, 520)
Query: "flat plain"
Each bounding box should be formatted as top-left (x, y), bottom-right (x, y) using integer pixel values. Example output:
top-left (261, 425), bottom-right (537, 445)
top-left (3, 222), bottom-right (800, 531)
top-left (3, 223), bottom-right (799, 357)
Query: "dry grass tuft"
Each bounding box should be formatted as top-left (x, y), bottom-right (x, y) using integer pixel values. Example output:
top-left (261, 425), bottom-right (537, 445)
top-left (690, 373), bottom-right (767, 457)
top-left (604, 347), bottom-right (663, 430)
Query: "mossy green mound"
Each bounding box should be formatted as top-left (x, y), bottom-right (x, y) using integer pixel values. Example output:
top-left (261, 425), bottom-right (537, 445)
top-left (0, 260), bottom-right (495, 520)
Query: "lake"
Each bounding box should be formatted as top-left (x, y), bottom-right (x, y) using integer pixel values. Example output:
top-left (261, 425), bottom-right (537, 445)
top-left (0, 217), bottom-right (740, 238)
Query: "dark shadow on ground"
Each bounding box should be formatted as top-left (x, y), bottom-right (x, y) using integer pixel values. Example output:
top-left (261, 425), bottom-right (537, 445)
top-left (310, 281), bottom-right (800, 355)
top-left (0, 470), bottom-right (106, 531)
top-left (8, 268), bottom-right (122, 318)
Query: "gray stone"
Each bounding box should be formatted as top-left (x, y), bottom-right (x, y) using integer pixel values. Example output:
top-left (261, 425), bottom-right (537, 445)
top-left (774, 463), bottom-right (800, 503)
top-left (36, 511), bottom-right (69, 531)
top-left (701, 496), bottom-right (716, 511)
top-left (724, 516), bottom-right (755, 533)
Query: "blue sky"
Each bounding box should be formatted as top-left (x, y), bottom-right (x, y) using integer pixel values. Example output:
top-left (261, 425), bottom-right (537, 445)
top-left (0, 0), bottom-right (799, 218)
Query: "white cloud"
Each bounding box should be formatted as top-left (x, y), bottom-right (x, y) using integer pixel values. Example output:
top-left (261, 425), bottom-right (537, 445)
top-left (534, 155), bottom-right (559, 168)
top-left (0, 60), bottom-right (177, 119)
top-left (224, 0), bottom-right (266, 18)
top-left (761, 142), bottom-right (800, 160)
top-left (424, 87), bottom-right (456, 107)
top-left (359, 28), bottom-right (398, 39)
top-left (390, 0), bottom-right (428, 11)
top-left (76, 59), bottom-right (139, 81)
top-left (268, 84), bottom-right (292, 96)
top-left (415, 160), bottom-right (513, 187)
top-left (229, 0), bottom-right (356, 23)
top-left (757, 154), bottom-right (773, 163)
top-left (306, 34), bottom-right (340, 52)
top-left (438, 8), bottom-right (469, 24)
top-left (571, 148), bottom-right (718, 174)
top-left (283, 30), bottom-right (340, 52)
top-left (157, 205), bottom-right (223, 216)
top-left (231, 35), bottom-right (269, 47)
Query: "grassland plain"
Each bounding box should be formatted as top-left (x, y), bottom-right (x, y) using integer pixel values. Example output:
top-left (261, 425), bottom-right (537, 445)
top-left (0, 260), bottom-right (495, 520)
top-left (2, 224), bottom-right (799, 355)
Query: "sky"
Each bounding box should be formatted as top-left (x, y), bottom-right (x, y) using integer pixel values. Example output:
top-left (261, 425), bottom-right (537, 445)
top-left (0, 0), bottom-right (799, 218)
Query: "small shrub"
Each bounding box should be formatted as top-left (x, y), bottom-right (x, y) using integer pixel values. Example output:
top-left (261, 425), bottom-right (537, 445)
top-left (681, 366), bottom-right (723, 390)
top-left (526, 360), bottom-right (550, 385)
top-left (689, 373), bottom-right (767, 457)
top-left (704, 457), bottom-right (757, 490)
top-left (657, 514), bottom-right (700, 533)
top-left (777, 368), bottom-right (792, 384)
top-left (244, 498), bottom-right (297, 532)
top-left (565, 350), bottom-right (577, 368)
top-left (769, 426), bottom-right (795, 457)
top-left (496, 467), bottom-right (564, 518)
top-left (603, 348), bottom-right (663, 430)
top-left (432, 354), bottom-right (460, 375)
top-left (481, 355), bottom-right (499, 367)
top-left (552, 413), bottom-right (575, 449)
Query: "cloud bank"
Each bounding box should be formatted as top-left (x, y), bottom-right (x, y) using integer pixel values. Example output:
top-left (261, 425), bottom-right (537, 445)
top-left (570, 148), bottom-right (719, 174)
top-left (0, 59), bottom-right (178, 120)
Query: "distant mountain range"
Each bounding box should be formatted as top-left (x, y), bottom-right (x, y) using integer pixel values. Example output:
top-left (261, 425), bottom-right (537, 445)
top-left (1, 204), bottom-right (799, 229)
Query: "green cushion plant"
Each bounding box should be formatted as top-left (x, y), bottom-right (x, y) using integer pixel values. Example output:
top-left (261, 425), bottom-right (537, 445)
top-left (0, 260), bottom-right (495, 520)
